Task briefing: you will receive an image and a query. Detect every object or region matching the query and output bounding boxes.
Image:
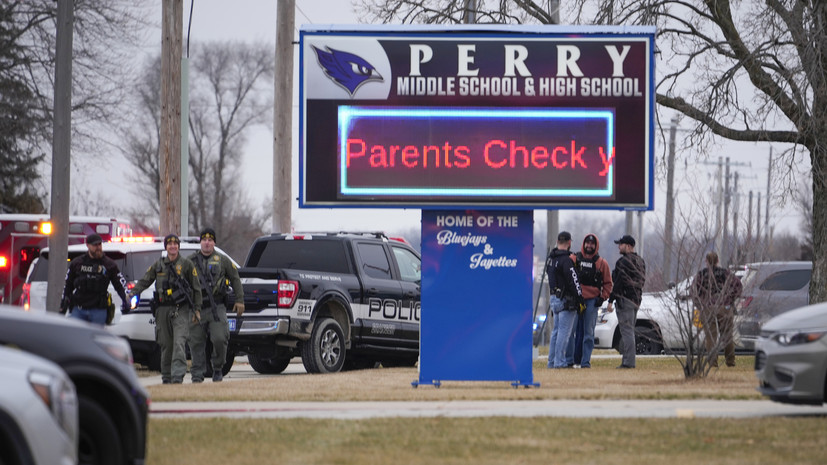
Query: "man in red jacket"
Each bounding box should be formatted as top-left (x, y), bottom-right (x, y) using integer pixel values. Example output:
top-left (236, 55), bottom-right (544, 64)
top-left (566, 234), bottom-right (613, 368)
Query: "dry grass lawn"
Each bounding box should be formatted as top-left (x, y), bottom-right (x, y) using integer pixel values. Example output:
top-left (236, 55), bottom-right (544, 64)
top-left (148, 416), bottom-right (827, 465)
top-left (146, 354), bottom-right (763, 402)
top-left (146, 353), bottom-right (827, 465)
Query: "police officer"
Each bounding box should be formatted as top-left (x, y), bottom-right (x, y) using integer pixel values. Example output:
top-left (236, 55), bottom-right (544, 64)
top-left (188, 228), bottom-right (244, 383)
top-left (607, 235), bottom-right (646, 369)
top-left (566, 233), bottom-right (613, 368)
top-left (61, 233), bottom-right (129, 325)
top-left (545, 231), bottom-right (585, 369)
top-left (129, 234), bottom-right (202, 384)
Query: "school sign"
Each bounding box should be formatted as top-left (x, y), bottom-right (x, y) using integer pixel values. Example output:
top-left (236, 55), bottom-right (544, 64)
top-left (299, 24), bottom-right (656, 210)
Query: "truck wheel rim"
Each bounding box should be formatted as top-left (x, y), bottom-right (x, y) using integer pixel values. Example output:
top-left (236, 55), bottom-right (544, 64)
top-left (321, 329), bottom-right (341, 366)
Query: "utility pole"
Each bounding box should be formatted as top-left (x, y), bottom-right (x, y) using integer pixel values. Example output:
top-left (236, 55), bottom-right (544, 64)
top-left (732, 172), bottom-right (739, 264)
top-left (748, 191), bottom-right (753, 263)
top-left (663, 116), bottom-right (678, 282)
top-left (756, 192), bottom-right (762, 259)
top-left (722, 157), bottom-right (730, 265)
top-left (46, 0), bottom-right (73, 313)
top-left (546, 0), bottom-right (560, 260)
top-left (160, 0), bottom-right (182, 235)
top-left (273, 0), bottom-right (295, 233)
top-left (714, 157), bottom-right (723, 255)
top-left (765, 146), bottom-right (772, 245)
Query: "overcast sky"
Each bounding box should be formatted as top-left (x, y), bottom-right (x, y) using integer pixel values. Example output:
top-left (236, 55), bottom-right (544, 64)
top-left (75, 0), bottom-right (809, 242)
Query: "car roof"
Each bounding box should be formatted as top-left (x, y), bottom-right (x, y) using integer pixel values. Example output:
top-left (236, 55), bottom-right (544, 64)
top-left (38, 241), bottom-right (238, 265)
top-left (743, 261), bottom-right (812, 268)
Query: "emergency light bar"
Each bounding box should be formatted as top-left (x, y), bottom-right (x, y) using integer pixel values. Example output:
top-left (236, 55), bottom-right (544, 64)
top-left (110, 236), bottom-right (155, 243)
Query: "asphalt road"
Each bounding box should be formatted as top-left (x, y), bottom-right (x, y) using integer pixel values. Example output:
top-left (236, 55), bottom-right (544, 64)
top-left (144, 357), bottom-right (827, 419)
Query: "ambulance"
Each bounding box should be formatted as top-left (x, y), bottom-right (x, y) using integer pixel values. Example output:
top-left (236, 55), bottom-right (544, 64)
top-left (0, 214), bottom-right (132, 305)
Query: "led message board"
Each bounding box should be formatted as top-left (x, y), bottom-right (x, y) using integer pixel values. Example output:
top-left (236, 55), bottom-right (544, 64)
top-left (300, 25), bottom-right (655, 209)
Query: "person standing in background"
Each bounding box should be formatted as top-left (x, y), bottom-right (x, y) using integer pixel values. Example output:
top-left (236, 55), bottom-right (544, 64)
top-left (606, 235), bottom-right (646, 369)
top-left (546, 231), bottom-right (585, 369)
top-left (566, 233), bottom-right (613, 368)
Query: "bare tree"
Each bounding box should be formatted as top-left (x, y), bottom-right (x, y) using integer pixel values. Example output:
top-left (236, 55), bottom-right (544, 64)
top-left (355, 0), bottom-right (827, 303)
top-left (1, 1), bottom-right (150, 212)
top-left (121, 41), bottom-right (273, 261)
top-left (3, 0), bottom-right (151, 154)
top-left (120, 55), bottom-right (163, 226)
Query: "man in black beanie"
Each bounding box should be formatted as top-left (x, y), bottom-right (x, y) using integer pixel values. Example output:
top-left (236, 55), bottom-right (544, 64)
top-left (187, 227), bottom-right (244, 382)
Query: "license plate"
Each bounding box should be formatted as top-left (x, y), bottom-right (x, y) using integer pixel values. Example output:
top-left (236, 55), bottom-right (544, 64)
top-left (228, 318), bottom-right (236, 332)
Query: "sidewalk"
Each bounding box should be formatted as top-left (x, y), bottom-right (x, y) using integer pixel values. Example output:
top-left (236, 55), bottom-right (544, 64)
top-left (149, 399), bottom-right (827, 419)
top-left (143, 355), bottom-right (827, 419)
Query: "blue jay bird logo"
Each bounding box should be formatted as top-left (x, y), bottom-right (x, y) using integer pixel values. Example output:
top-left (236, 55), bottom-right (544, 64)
top-left (312, 46), bottom-right (383, 97)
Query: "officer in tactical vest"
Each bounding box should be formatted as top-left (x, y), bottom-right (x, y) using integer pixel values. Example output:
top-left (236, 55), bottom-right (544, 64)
top-left (545, 231), bottom-right (585, 369)
top-left (129, 234), bottom-right (202, 384)
top-left (188, 228), bottom-right (244, 383)
top-left (61, 233), bottom-right (129, 325)
top-left (565, 233), bottom-right (613, 368)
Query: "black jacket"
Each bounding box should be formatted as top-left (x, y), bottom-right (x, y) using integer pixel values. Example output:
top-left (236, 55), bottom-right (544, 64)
top-left (62, 253), bottom-right (128, 310)
top-left (609, 252), bottom-right (646, 306)
top-left (546, 247), bottom-right (583, 310)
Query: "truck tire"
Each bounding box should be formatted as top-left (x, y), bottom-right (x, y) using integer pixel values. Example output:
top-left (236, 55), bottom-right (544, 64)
top-left (248, 354), bottom-right (291, 374)
top-left (78, 396), bottom-right (122, 465)
top-left (301, 317), bottom-right (345, 373)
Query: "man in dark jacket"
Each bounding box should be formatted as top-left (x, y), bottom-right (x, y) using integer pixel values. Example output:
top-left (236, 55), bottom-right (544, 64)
top-left (546, 231), bottom-right (584, 368)
top-left (60, 233), bottom-right (129, 325)
top-left (607, 235), bottom-right (646, 369)
top-left (692, 251), bottom-right (742, 367)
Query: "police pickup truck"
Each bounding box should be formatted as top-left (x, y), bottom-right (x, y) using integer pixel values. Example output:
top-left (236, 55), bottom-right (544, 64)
top-left (230, 232), bottom-right (421, 374)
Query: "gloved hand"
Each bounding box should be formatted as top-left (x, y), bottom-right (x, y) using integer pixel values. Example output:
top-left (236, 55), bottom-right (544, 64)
top-left (233, 302), bottom-right (245, 317)
top-left (192, 309), bottom-right (201, 324)
top-left (121, 300), bottom-right (131, 315)
top-left (59, 297), bottom-right (70, 314)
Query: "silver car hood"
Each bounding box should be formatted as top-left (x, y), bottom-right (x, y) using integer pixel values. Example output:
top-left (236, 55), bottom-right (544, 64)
top-left (761, 302), bottom-right (827, 332)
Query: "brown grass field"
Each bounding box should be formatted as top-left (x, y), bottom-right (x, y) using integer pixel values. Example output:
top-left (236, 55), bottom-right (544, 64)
top-left (146, 354), bottom-right (827, 465)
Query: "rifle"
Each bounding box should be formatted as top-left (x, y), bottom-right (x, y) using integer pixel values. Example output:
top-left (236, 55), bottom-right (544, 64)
top-left (195, 254), bottom-right (219, 321)
top-left (165, 261), bottom-right (195, 310)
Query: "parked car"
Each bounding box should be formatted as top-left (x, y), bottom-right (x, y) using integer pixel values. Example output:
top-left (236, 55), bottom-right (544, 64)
top-left (0, 345), bottom-right (78, 465)
top-left (755, 301), bottom-right (827, 405)
top-left (594, 277), bottom-right (695, 355)
top-left (0, 305), bottom-right (148, 465)
top-left (735, 261), bottom-right (812, 350)
top-left (22, 237), bottom-right (238, 374)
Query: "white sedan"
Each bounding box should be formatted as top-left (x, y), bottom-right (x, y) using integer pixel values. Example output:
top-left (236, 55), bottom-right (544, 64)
top-left (594, 280), bottom-right (702, 355)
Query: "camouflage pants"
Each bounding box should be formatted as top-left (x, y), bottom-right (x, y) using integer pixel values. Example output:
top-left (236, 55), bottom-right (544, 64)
top-left (155, 305), bottom-right (191, 383)
top-left (188, 304), bottom-right (230, 381)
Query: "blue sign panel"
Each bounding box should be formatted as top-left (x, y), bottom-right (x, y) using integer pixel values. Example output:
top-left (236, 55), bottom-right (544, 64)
top-left (417, 210), bottom-right (535, 386)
